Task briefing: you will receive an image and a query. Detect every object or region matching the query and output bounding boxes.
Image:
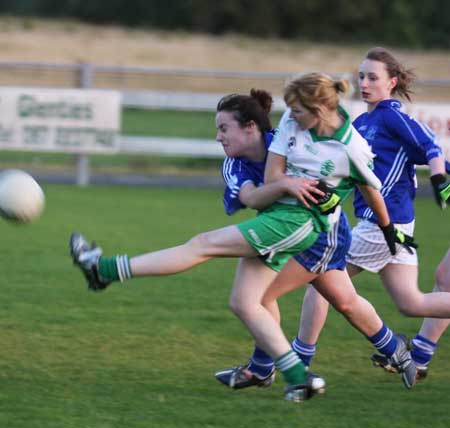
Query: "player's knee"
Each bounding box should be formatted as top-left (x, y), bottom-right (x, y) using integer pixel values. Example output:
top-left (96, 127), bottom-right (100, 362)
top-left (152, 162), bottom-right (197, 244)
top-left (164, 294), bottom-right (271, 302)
top-left (332, 298), bottom-right (354, 316)
top-left (261, 294), bottom-right (275, 310)
top-left (435, 250), bottom-right (450, 291)
top-left (396, 303), bottom-right (412, 316)
top-left (187, 232), bottom-right (215, 253)
top-left (435, 262), bottom-right (450, 291)
top-left (229, 295), bottom-right (253, 320)
top-left (395, 297), bottom-right (422, 316)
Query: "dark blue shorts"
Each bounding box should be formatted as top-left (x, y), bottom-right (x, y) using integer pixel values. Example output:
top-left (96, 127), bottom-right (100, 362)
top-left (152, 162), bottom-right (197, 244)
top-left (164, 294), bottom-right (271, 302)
top-left (293, 210), bottom-right (351, 273)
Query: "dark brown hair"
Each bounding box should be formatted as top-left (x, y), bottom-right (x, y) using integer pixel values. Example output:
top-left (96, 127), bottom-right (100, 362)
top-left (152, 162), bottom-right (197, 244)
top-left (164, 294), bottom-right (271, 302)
top-left (366, 47), bottom-right (416, 101)
top-left (217, 89), bottom-right (273, 132)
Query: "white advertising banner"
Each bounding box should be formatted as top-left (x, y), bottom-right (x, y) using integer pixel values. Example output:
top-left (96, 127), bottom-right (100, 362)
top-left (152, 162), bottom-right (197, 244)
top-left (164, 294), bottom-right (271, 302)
top-left (0, 87), bottom-right (121, 154)
top-left (343, 100), bottom-right (450, 160)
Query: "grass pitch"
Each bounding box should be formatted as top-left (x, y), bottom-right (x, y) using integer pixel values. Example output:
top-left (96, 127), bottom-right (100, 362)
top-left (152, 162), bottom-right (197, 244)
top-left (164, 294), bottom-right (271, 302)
top-left (0, 184), bottom-right (449, 428)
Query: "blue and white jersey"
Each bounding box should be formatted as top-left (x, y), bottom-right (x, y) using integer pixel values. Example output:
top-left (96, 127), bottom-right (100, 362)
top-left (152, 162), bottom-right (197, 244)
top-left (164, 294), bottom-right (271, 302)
top-left (221, 131), bottom-right (274, 215)
top-left (352, 99), bottom-right (444, 224)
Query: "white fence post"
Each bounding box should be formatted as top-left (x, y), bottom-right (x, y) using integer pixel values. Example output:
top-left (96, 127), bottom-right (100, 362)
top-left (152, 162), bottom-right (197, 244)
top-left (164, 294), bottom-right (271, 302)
top-left (76, 62), bottom-right (94, 187)
top-left (75, 154), bottom-right (90, 187)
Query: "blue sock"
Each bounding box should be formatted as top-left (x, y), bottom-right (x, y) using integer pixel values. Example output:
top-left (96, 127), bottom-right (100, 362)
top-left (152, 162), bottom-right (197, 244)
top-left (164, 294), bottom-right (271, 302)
top-left (291, 337), bottom-right (316, 367)
top-left (248, 345), bottom-right (274, 377)
top-left (411, 334), bottom-right (437, 367)
top-left (368, 324), bottom-right (397, 358)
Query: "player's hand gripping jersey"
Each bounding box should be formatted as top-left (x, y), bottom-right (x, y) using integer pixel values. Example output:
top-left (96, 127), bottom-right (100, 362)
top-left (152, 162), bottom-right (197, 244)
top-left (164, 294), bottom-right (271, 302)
top-left (220, 125), bottom-right (354, 272)
top-left (269, 107), bottom-right (381, 220)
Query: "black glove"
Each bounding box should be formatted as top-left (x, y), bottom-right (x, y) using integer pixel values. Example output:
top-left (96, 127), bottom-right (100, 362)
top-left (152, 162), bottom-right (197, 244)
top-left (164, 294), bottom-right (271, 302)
top-left (430, 174), bottom-right (450, 209)
top-left (379, 223), bottom-right (418, 256)
top-left (316, 181), bottom-right (341, 215)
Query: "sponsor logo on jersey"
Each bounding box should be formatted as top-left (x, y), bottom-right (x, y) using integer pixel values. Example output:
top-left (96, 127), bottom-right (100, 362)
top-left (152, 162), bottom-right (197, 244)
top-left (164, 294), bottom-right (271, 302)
top-left (304, 143), bottom-right (319, 156)
top-left (320, 160), bottom-right (336, 176)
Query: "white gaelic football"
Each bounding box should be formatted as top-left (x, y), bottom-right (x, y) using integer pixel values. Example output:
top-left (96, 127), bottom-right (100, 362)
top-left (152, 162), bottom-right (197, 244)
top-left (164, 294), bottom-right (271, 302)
top-left (0, 169), bottom-right (45, 223)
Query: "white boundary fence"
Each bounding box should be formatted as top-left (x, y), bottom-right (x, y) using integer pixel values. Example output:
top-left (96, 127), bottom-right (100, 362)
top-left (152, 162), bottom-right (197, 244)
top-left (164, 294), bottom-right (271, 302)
top-left (119, 92), bottom-right (450, 157)
top-left (0, 61), bottom-right (449, 185)
top-left (119, 135), bottom-right (223, 158)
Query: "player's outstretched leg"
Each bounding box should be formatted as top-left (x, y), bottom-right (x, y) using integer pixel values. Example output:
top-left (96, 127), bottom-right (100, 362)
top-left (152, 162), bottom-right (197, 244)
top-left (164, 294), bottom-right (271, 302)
top-left (70, 232), bottom-right (113, 291)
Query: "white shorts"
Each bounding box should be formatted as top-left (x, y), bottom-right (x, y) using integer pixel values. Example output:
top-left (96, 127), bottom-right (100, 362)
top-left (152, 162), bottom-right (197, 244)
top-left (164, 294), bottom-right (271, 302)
top-left (348, 220), bottom-right (418, 273)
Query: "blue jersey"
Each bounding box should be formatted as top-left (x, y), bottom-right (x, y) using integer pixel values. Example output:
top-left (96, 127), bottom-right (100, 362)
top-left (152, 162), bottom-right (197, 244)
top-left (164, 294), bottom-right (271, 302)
top-left (352, 99), bottom-right (444, 224)
top-left (221, 131), bottom-right (274, 215)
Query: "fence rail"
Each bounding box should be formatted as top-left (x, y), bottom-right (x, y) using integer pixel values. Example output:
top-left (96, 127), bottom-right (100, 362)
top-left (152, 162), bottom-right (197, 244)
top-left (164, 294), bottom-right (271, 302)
top-left (120, 135), bottom-right (221, 157)
top-left (1, 61), bottom-right (450, 102)
top-left (0, 61), bottom-right (449, 186)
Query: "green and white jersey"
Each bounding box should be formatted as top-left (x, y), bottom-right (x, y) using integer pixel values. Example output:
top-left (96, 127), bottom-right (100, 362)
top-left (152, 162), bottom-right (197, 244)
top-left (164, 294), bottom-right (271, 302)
top-left (269, 106), bottom-right (381, 206)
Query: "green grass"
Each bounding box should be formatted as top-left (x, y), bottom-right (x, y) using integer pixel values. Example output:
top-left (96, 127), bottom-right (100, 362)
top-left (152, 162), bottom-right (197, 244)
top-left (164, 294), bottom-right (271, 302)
top-left (0, 185), bottom-right (449, 427)
top-left (121, 109), bottom-right (284, 139)
top-left (122, 109), bottom-right (218, 139)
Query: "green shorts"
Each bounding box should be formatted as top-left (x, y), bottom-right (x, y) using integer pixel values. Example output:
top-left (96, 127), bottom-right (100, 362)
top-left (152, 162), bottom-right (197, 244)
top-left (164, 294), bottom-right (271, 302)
top-left (237, 203), bottom-right (320, 272)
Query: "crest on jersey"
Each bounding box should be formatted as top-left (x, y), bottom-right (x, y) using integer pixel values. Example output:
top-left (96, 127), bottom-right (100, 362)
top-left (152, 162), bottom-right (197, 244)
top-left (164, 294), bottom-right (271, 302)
top-left (287, 136), bottom-right (297, 149)
top-left (390, 100), bottom-right (401, 110)
top-left (365, 125), bottom-right (378, 141)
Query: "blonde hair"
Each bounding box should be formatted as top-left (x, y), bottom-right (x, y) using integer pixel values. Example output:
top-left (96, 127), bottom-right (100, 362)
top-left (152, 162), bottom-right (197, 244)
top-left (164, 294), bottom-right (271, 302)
top-left (283, 72), bottom-right (350, 115)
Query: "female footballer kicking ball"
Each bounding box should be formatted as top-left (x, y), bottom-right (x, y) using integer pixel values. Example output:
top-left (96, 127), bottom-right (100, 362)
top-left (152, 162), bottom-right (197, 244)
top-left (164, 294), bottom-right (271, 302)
top-left (72, 87), bottom-right (330, 395)
top-left (70, 73), bottom-right (417, 401)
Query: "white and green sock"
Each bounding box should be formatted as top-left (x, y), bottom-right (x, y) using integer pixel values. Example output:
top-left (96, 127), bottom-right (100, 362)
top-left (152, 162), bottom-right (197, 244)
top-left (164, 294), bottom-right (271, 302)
top-left (275, 350), bottom-right (307, 386)
top-left (98, 255), bottom-right (132, 282)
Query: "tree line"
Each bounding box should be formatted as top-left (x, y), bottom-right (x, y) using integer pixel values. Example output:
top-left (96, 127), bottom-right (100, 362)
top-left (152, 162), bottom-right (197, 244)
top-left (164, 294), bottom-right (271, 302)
top-left (1, 0), bottom-right (449, 49)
